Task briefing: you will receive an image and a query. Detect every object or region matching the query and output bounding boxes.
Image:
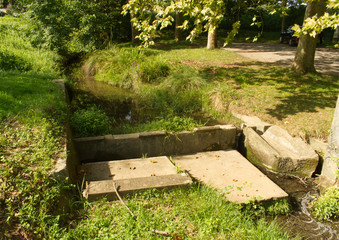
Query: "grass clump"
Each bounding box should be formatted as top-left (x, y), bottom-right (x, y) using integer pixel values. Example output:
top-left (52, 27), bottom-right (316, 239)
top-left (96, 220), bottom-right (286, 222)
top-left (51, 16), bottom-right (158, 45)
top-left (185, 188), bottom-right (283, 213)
top-left (71, 106), bottom-right (113, 137)
top-left (83, 46), bottom-right (170, 89)
top-left (311, 186), bottom-right (339, 221)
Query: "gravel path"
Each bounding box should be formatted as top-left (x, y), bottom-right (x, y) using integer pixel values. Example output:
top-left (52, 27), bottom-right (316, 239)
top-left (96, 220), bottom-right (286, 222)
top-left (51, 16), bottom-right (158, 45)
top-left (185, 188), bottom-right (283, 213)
top-left (225, 43), bottom-right (339, 76)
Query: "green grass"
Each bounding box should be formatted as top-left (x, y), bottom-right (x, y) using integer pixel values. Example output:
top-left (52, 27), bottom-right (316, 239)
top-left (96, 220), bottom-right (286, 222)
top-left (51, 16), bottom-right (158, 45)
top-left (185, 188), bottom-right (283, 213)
top-left (62, 184), bottom-right (294, 240)
top-left (74, 42), bottom-right (338, 139)
top-left (311, 186), bottom-right (339, 221)
top-left (0, 16), bottom-right (69, 239)
top-left (0, 16), bottom-right (61, 73)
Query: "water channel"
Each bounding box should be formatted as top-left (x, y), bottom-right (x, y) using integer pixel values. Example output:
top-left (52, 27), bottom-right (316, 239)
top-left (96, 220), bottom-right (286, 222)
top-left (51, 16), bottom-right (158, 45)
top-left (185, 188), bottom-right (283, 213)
top-left (69, 77), bottom-right (339, 240)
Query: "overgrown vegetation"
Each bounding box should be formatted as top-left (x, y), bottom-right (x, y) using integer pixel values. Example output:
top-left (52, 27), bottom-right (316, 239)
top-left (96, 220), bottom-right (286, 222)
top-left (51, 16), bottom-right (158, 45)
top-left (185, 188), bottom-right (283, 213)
top-left (71, 43), bottom-right (338, 139)
top-left (311, 186), bottom-right (339, 221)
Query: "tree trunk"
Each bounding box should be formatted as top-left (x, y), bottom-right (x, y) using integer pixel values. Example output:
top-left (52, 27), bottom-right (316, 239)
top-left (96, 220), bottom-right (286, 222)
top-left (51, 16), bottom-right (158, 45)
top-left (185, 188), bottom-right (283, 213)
top-left (291, 0), bottom-right (327, 74)
top-left (333, 26), bottom-right (339, 43)
top-left (175, 11), bottom-right (183, 42)
top-left (207, 25), bottom-right (217, 50)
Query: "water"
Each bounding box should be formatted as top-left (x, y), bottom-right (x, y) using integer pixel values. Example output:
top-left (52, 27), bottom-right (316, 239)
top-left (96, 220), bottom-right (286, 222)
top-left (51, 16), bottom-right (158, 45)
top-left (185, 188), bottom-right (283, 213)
top-left (262, 168), bottom-right (339, 240)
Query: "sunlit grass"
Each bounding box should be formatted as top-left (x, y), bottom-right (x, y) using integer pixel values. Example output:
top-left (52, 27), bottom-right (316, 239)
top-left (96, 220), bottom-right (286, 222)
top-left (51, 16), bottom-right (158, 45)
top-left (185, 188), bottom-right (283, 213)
top-left (63, 184), bottom-right (295, 240)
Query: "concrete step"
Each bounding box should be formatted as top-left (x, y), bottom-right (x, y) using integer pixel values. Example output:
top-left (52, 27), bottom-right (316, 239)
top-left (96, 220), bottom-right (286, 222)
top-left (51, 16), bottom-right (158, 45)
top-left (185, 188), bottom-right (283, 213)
top-left (82, 156), bottom-right (192, 201)
top-left (82, 150), bottom-right (288, 204)
top-left (84, 173), bottom-right (192, 202)
top-left (172, 150), bottom-right (288, 203)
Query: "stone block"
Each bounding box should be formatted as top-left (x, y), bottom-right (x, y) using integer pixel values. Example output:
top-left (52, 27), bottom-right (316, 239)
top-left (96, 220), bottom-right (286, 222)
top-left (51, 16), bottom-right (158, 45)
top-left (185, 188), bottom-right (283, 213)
top-left (244, 126), bottom-right (319, 177)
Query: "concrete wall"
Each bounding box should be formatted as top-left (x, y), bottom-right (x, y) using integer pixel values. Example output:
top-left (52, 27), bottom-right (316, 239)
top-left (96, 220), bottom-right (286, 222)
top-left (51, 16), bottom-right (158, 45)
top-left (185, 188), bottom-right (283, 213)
top-left (52, 80), bottom-right (80, 184)
top-left (74, 125), bottom-right (237, 163)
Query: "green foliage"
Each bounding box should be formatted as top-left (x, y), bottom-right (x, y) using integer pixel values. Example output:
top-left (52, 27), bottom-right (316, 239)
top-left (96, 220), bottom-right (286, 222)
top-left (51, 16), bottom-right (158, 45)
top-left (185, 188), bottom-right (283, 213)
top-left (85, 46), bottom-right (170, 89)
top-left (0, 16), bottom-right (61, 73)
top-left (243, 198), bottom-right (291, 218)
top-left (29, 0), bottom-right (130, 56)
top-left (311, 187), bottom-right (339, 221)
top-left (71, 106), bottom-right (112, 137)
top-left (0, 16), bottom-right (71, 238)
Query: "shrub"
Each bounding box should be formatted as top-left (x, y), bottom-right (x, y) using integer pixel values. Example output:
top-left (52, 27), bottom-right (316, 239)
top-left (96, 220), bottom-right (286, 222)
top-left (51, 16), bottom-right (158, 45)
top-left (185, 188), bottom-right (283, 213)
top-left (311, 186), bottom-right (339, 221)
top-left (71, 106), bottom-right (112, 137)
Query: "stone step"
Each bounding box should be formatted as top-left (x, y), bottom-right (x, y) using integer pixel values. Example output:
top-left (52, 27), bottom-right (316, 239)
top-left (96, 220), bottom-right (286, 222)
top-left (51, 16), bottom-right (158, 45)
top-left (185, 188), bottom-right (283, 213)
top-left (82, 156), bottom-right (193, 201)
top-left (82, 150), bottom-right (288, 204)
top-left (84, 173), bottom-right (192, 202)
top-left (172, 150), bottom-right (288, 204)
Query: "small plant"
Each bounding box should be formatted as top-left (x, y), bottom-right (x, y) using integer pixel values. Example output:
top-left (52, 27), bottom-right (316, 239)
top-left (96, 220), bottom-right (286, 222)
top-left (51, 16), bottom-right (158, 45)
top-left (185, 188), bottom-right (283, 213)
top-left (242, 198), bottom-right (291, 218)
top-left (311, 186), bottom-right (339, 221)
top-left (71, 106), bottom-right (112, 137)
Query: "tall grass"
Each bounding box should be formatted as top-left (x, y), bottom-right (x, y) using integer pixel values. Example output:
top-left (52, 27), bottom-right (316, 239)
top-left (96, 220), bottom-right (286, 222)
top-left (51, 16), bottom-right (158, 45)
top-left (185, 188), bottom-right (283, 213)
top-left (0, 16), bottom-right (61, 73)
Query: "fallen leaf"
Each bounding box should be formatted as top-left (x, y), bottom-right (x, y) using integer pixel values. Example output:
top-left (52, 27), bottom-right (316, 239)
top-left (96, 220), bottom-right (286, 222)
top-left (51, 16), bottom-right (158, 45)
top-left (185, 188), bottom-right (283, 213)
top-left (150, 160), bottom-right (158, 163)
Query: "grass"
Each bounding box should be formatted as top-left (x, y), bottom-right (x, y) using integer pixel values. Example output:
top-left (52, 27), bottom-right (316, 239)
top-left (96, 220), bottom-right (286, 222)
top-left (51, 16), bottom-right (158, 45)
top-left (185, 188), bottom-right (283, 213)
top-left (0, 16), bottom-right (69, 238)
top-left (63, 184), bottom-right (294, 240)
top-left (1, 15), bottom-right (336, 239)
top-left (74, 42), bottom-right (338, 139)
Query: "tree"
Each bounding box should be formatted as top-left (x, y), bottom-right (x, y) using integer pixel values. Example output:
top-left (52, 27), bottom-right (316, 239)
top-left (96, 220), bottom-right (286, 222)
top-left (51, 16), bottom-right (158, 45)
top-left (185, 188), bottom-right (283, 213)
top-left (291, 0), bottom-right (338, 74)
top-left (291, 0), bottom-right (327, 74)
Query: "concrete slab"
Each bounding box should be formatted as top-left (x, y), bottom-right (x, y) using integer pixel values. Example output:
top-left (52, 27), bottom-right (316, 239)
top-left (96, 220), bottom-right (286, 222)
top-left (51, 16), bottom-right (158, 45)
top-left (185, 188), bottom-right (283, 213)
top-left (172, 150), bottom-right (288, 203)
top-left (83, 156), bottom-right (192, 201)
top-left (83, 156), bottom-right (178, 181)
top-left (85, 173), bottom-right (192, 202)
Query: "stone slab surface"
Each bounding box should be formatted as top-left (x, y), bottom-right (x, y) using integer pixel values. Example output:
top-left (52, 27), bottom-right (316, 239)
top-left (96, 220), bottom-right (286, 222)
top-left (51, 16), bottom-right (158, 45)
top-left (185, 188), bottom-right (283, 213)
top-left (83, 156), bottom-right (178, 181)
top-left (172, 150), bottom-right (288, 203)
top-left (85, 173), bottom-right (192, 202)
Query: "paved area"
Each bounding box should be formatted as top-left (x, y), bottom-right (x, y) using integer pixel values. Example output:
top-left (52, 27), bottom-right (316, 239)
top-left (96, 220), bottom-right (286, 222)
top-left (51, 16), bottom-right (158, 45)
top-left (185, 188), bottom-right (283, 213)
top-left (225, 43), bottom-right (339, 76)
top-left (173, 150), bottom-right (288, 203)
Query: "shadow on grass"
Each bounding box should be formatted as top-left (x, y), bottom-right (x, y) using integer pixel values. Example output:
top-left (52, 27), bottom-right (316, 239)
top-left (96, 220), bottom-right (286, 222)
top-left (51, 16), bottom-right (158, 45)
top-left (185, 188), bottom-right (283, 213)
top-left (199, 62), bottom-right (339, 120)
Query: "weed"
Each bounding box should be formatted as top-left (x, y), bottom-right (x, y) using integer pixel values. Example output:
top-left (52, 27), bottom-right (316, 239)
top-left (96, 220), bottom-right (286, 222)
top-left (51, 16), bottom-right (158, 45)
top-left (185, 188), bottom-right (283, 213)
top-left (71, 106), bottom-right (112, 137)
top-left (311, 186), bottom-right (339, 221)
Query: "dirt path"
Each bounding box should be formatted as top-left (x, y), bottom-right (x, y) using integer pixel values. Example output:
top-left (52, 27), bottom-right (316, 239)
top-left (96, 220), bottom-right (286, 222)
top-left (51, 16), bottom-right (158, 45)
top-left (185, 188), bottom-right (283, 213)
top-left (225, 43), bottom-right (339, 76)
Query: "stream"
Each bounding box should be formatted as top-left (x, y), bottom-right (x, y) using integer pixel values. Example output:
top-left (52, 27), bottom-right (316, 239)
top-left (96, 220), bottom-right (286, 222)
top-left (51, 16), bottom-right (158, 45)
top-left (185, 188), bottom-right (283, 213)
top-left (70, 76), bottom-right (339, 240)
top-left (262, 168), bottom-right (339, 240)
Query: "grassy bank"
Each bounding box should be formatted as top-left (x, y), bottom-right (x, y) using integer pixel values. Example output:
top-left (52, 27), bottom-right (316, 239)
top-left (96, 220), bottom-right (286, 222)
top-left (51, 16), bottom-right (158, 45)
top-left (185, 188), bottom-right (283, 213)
top-left (72, 43), bottom-right (338, 140)
top-left (0, 16), bottom-right (69, 238)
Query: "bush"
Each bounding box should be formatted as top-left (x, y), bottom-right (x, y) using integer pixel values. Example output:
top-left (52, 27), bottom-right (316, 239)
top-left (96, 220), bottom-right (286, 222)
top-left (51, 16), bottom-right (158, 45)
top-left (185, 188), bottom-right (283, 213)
top-left (71, 106), bottom-right (112, 137)
top-left (311, 186), bottom-right (339, 221)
